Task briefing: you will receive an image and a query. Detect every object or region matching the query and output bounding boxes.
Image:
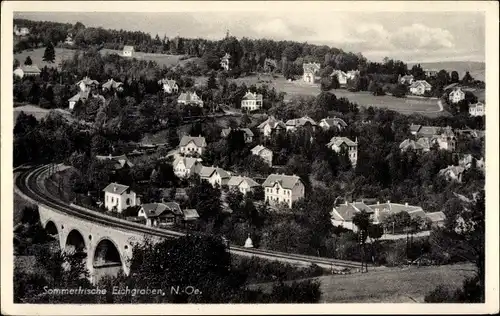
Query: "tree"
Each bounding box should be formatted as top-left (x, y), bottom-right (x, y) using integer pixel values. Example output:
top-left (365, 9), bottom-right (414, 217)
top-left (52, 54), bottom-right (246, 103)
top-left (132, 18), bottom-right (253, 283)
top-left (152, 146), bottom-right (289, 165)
top-left (43, 42), bottom-right (56, 63)
top-left (14, 58), bottom-right (20, 69)
top-left (352, 211), bottom-right (372, 242)
top-left (450, 71), bottom-right (460, 83)
top-left (207, 71), bottom-right (217, 90)
top-left (461, 71), bottom-right (474, 85)
top-left (24, 56), bottom-right (33, 65)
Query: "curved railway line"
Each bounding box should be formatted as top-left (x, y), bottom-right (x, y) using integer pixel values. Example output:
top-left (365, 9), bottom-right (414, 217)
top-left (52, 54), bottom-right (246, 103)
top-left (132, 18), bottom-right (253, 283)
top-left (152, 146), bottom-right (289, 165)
top-left (15, 164), bottom-right (365, 271)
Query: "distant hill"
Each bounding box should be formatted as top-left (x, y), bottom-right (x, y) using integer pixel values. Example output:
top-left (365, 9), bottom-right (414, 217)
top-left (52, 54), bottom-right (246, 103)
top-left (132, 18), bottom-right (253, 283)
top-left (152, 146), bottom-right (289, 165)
top-left (407, 61), bottom-right (485, 82)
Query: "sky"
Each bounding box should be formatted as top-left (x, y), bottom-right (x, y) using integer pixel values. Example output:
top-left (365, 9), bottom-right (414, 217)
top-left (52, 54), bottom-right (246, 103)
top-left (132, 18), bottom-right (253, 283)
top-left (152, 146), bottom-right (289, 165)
top-left (14, 11), bottom-right (485, 63)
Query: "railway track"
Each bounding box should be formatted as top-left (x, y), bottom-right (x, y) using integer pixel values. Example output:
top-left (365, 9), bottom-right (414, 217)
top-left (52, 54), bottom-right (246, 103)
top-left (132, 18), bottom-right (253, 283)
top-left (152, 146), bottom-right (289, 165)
top-left (15, 165), bottom-right (365, 270)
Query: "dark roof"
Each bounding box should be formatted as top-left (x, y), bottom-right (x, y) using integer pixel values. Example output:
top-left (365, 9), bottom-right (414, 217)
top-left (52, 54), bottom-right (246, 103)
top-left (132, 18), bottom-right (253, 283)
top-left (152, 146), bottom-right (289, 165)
top-left (140, 202), bottom-right (182, 218)
top-left (262, 173), bottom-right (302, 189)
top-left (227, 176), bottom-right (260, 188)
top-left (179, 135), bottom-right (207, 148)
top-left (103, 183), bottom-right (130, 195)
top-left (331, 202), bottom-right (374, 221)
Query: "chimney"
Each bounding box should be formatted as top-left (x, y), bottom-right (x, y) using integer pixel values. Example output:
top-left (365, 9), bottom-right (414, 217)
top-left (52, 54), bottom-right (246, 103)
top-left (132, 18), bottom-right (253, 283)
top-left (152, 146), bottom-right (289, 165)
top-left (113, 186), bottom-right (117, 192)
top-left (405, 202), bottom-right (408, 207)
top-left (387, 200), bottom-right (390, 204)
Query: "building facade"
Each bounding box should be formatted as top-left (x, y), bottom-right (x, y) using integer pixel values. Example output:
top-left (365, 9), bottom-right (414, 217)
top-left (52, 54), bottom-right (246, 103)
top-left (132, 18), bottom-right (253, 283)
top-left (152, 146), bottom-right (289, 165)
top-left (262, 174), bottom-right (305, 208)
top-left (469, 102), bottom-right (485, 116)
top-left (326, 137), bottom-right (358, 166)
top-left (251, 145), bottom-right (273, 166)
top-left (241, 91), bottom-right (263, 111)
top-left (179, 135), bottom-right (207, 156)
top-left (302, 63), bottom-right (321, 83)
top-left (449, 88), bottom-right (466, 103)
top-left (103, 183), bottom-right (137, 213)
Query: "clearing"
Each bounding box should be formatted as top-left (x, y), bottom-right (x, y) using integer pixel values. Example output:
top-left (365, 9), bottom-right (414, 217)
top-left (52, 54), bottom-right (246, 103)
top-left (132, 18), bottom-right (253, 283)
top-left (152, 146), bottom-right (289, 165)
top-left (13, 104), bottom-right (74, 123)
top-left (14, 47), bottom-right (202, 69)
top-left (197, 74), bottom-right (445, 117)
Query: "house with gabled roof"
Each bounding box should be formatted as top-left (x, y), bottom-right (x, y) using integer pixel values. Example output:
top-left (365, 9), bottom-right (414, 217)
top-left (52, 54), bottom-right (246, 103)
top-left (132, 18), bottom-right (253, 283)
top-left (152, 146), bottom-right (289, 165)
top-left (368, 201), bottom-right (427, 231)
top-left (172, 157), bottom-right (202, 178)
top-left (319, 117), bottom-right (348, 131)
top-left (262, 173), bottom-right (305, 208)
top-left (330, 69), bottom-right (349, 86)
top-left (221, 127), bottom-right (254, 143)
top-left (426, 211), bottom-right (446, 228)
top-left (103, 183), bottom-right (138, 213)
top-left (177, 91), bottom-right (203, 107)
top-left (138, 202), bottom-right (182, 227)
top-left (303, 62), bottom-right (321, 83)
top-left (439, 165), bottom-right (465, 183)
top-left (449, 87), bottom-right (466, 103)
top-left (179, 135), bottom-right (207, 156)
top-left (399, 138), bottom-right (431, 153)
top-left (285, 116), bottom-right (317, 132)
top-left (326, 137), bottom-right (358, 166)
top-left (257, 116), bottom-right (286, 138)
top-left (198, 166), bottom-right (231, 187)
top-left (123, 45), bottom-right (135, 57)
top-left (469, 102), bottom-right (485, 117)
top-left (102, 79), bottom-right (123, 92)
top-left (331, 201), bottom-right (374, 231)
top-left (13, 65), bottom-right (41, 79)
top-left (399, 74), bottom-right (415, 85)
top-left (241, 91), bottom-right (263, 111)
top-left (409, 80), bottom-right (432, 96)
top-left (158, 78), bottom-right (179, 94)
top-left (251, 145), bottom-right (273, 166)
top-left (227, 176), bottom-right (260, 195)
top-left (220, 53), bottom-right (231, 71)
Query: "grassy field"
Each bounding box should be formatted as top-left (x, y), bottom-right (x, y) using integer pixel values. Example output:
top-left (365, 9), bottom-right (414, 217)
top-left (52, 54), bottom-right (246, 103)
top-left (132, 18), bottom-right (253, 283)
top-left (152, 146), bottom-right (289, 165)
top-left (13, 104), bottom-right (73, 124)
top-left (249, 263), bottom-right (475, 303)
top-left (14, 47), bottom-right (202, 70)
top-left (204, 74), bottom-right (444, 116)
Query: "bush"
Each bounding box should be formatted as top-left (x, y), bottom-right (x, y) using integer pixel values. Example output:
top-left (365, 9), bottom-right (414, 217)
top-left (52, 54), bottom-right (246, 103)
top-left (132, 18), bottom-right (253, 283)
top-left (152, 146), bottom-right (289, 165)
top-left (424, 284), bottom-right (457, 303)
top-left (268, 279), bottom-right (322, 303)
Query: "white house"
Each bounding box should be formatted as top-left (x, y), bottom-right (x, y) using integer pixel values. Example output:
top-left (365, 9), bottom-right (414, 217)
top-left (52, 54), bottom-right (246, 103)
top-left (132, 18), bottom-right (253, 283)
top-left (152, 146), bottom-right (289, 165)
top-left (449, 87), bottom-right (466, 103)
top-left (331, 201), bottom-right (374, 231)
top-left (368, 201), bottom-right (427, 231)
top-left (433, 127), bottom-right (456, 151)
top-left (172, 157), bottom-right (202, 178)
top-left (13, 65), bottom-right (41, 79)
top-left (469, 102), bottom-right (485, 117)
top-left (103, 183), bottom-right (138, 213)
top-left (251, 145), bottom-right (273, 166)
top-left (409, 80), bottom-right (432, 96)
top-left (302, 63), bottom-right (321, 83)
top-left (64, 33), bottom-right (74, 46)
top-left (158, 79), bottom-right (179, 94)
top-left (331, 69), bottom-right (349, 86)
top-left (439, 165), bottom-right (465, 183)
top-left (227, 176), bottom-right (260, 195)
top-left (241, 91), bottom-right (263, 111)
top-left (102, 79), bottom-right (123, 92)
top-left (123, 45), bottom-right (134, 57)
top-left (285, 116), bottom-right (317, 132)
top-left (179, 135), bottom-right (207, 156)
top-left (14, 25), bottom-right (30, 36)
top-left (177, 92), bottom-right (203, 107)
top-left (326, 137), bottom-right (358, 166)
top-left (319, 117), bottom-right (348, 131)
top-left (262, 174), bottom-right (305, 208)
top-left (399, 74), bottom-right (415, 85)
top-left (424, 69), bottom-right (438, 78)
top-left (257, 116), bottom-right (286, 138)
top-left (220, 53), bottom-right (231, 71)
top-left (198, 166), bottom-right (231, 187)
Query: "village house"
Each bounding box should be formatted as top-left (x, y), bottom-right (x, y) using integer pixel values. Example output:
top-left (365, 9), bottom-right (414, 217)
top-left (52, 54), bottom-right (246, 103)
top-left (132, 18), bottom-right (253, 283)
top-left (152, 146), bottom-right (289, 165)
top-left (158, 79), bottom-right (179, 94)
top-left (469, 102), bottom-right (485, 117)
top-left (399, 74), bottom-right (415, 85)
top-left (103, 183), bottom-right (138, 213)
top-left (302, 62), bottom-right (321, 83)
top-left (409, 125), bottom-right (456, 151)
top-left (221, 127), bottom-right (254, 143)
top-left (177, 91), bottom-right (203, 107)
top-left (399, 138), bottom-right (431, 153)
top-left (95, 154), bottom-right (134, 171)
top-left (172, 157), bottom-right (202, 178)
top-left (439, 165), bottom-right (465, 183)
top-left (409, 80), bottom-right (432, 96)
top-left (179, 135), bottom-right (207, 156)
top-left (251, 145), bottom-right (273, 166)
top-left (13, 65), bottom-right (41, 79)
top-left (220, 53), bottom-right (231, 71)
top-left (227, 176), bottom-right (260, 195)
top-left (318, 117), bottom-right (348, 131)
top-left (14, 25), bottom-right (30, 36)
top-left (198, 166), bottom-right (231, 187)
top-left (459, 154), bottom-right (485, 171)
top-left (425, 211), bottom-right (446, 228)
top-left (64, 33), bottom-right (74, 45)
top-left (123, 45), bottom-right (135, 57)
top-left (262, 173), bottom-right (305, 208)
top-left (285, 116), bottom-right (318, 132)
top-left (138, 202), bottom-right (182, 227)
top-left (368, 201), bottom-right (427, 232)
top-left (326, 137), bottom-right (358, 166)
top-left (331, 69), bottom-right (349, 86)
top-left (449, 87), bottom-right (466, 103)
top-left (241, 91), bottom-right (263, 111)
top-left (331, 201), bottom-right (374, 232)
top-left (257, 116), bottom-right (286, 138)
top-left (102, 79), bottom-right (123, 92)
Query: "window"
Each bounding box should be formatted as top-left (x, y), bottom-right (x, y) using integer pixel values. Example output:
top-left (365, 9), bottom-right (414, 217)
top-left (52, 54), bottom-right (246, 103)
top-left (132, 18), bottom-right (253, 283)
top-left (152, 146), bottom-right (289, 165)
top-left (126, 198), bottom-right (130, 205)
